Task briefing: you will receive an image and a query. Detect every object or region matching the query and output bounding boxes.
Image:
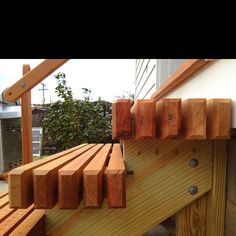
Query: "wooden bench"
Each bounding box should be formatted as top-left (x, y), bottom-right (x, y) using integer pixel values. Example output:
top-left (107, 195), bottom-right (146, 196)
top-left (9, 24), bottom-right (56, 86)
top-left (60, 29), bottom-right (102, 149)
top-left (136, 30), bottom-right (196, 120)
top-left (8, 143), bottom-right (126, 210)
top-left (0, 191), bottom-right (45, 236)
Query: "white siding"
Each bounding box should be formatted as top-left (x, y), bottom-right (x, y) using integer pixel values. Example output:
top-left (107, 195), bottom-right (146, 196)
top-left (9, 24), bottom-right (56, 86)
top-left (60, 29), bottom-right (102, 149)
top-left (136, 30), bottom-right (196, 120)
top-left (166, 59), bottom-right (236, 127)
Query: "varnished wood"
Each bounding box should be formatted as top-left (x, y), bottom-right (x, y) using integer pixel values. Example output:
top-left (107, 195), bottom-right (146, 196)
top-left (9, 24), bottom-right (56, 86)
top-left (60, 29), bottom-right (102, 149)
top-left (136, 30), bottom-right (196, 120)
top-left (9, 210), bottom-right (45, 236)
top-left (0, 190), bottom-right (8, 198)
top-left (182, 99), bottom-right (206, 139)
top-left (207, 99), bottom-right (231, 139)
top-left (46, 139), bottom-right (212, 236)
top-left (83, 144), bottom-right (112, 208)
top-left (156, 98), bottom-right (181, 139)
top-left (33, 144), bottom-right (94, 208)
top-left (131, 99), bottom-right (156, 139)
top-left (4, 59), bottom-right (69, 102)
top-left (21, 64), bottom-right (33, 164)
top-left (151, 59), bottom-right (212, 100)
top-left (9, 144), bottom-right (87, 208)
top-left (206, 140), bottom-right (227, 236)
top-left (0, 204), bottom-right (34, 236)
top-left (112, 99), bottom-right (132, 140)
top-left (58, 144), bottom-right (104, 209)
top-left (176, 195), bottom-right (206, 236)
top-left (0, 195), bottom-right (9, 208)
top-left (0, 204), bottom-right (16, 223)
top-left (107, 144), bottom-right (126, 208)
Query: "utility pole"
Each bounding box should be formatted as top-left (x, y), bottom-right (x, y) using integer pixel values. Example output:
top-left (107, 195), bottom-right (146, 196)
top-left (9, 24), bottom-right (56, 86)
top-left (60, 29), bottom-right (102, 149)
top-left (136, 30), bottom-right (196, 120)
top-left (38, 83), bottom-right (48, 105)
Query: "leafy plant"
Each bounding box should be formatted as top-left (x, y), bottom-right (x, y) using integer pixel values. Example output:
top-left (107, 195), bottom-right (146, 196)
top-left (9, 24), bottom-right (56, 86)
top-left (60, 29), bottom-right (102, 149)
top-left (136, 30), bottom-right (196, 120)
top-left (43, 73), bottom-right (111, 151)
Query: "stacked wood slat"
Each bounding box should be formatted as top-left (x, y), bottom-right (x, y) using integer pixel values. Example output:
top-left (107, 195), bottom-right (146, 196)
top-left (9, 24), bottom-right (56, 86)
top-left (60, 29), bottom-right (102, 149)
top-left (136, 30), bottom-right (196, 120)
top-left (8, 143), bottom-right (126, 210)
top-left (113, 98), bottom-right (232, 140)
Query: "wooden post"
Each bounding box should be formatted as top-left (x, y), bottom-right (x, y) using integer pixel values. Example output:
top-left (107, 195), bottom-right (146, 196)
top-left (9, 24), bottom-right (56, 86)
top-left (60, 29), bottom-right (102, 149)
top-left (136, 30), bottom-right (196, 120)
top-left (21, 65), bottom-right (33, 164)
top-left (176, 195), bottom-right (207, 236)
top-left (206, 140), bottom-right (227, 236)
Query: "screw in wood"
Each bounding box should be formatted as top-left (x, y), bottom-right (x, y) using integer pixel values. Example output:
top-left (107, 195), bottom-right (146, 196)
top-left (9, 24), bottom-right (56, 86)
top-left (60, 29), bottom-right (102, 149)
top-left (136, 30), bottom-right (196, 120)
top-left (189, 159), bottom-right (199, 168)
top-left (20, 82), bottom-right (26, 88)
top-left (189, 186), bottom-right (198, 195)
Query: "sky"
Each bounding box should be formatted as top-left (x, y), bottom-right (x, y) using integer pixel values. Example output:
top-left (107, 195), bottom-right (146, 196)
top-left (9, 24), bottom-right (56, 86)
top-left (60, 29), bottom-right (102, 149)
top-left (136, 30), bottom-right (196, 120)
top-left (0, 59), bottom-right (135, 104)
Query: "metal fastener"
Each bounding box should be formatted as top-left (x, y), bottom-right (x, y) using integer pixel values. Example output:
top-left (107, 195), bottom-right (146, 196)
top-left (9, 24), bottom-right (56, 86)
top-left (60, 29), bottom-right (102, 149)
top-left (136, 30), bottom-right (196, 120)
top-left (20, 82), bottom-right (26, 88)
top-left (189, 186), bottom-right (198, 195)
top-left (189, 159), bottom-right (199, 168)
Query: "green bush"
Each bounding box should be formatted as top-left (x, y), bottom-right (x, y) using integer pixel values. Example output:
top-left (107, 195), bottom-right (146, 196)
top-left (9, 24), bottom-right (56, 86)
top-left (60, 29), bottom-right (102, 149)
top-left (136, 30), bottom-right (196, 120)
top-left (43, 72), bottom-right (111, 151)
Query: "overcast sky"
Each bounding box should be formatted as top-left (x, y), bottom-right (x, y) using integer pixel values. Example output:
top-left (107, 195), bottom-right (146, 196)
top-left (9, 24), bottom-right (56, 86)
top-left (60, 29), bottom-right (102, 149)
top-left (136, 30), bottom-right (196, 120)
top-left (0, 59), bottom-right (135, 104)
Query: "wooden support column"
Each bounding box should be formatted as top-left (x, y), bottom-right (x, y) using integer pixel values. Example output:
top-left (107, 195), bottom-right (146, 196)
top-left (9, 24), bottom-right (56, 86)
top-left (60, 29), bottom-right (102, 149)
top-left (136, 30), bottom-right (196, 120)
top-left (206, 140), bottom-right (227, 236)
top-left (176, 195), bottom-right (207, 236)
top-left (21, 64), bottom-right (33, 164)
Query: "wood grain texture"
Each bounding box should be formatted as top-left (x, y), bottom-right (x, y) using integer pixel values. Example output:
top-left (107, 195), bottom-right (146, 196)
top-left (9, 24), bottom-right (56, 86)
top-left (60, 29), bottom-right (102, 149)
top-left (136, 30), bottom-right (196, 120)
top-left (0, 190), bottom-right (8, 198)
top-left (4, 59), bottom-right (69, 102)
top-left (112, 99), bottom-right (132, 140)
top-left (0, 204), bottom-right (34, 236)
top-left (176, 195), bottom-right (206, 236)
top-left (206, 140), bottom-right (227, 236)
top-left (9, 144), bottom-right (87, 208)
top-left (9, 210), bottom-right (45, 236)
top-left (156, 98), bottom-right (181, 139)
top-left (225, 140), bottom-right (236, 236)
top-left (83, 144), bottom-right (112, 208)
top-left (151, 59), bottom-right (211, 100)
top-left (207, 99), bottom-right (231, 139)
top-left (46, 139), bottom-right (212, 236)
top-left (131, 99), bottom-right (156, 139)
top-left (107, 144), bottom-right (126, 208)
top-left (21, 64), bottom-right (33, 164)
top-left (58, 144), bottom-right (104, 209)
top-left (0, 204), bottom-right (16, 223)
top-left (33, 144), bottom-right (94, 209)
top-left (0, 195), bottom-right (9, 208)
top-left (182, 99), bottom-right (206, 139)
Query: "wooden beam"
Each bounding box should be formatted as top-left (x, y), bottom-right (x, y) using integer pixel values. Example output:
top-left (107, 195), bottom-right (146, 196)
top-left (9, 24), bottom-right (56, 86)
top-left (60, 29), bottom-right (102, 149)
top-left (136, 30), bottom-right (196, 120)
top-left (156, 98), bottom-right (181, 139)
top-left (207, 99), bottom-right (232, 139)
top-left (0, 195), bottom-right (9, 208)
top-left (4, 59), bottom-right (69, 102)
top-left (21, 64), bottom-right (33, 164)
top-left (83, 144), bottom-right (112, 208)
top-left (182, 99), bottom-right (206, 139)
top-left (107, 144), bottom-right (126, 208)
top-left (176, 195), bottom-right (207, 236)
top-left (33, 144), bottom-right (94, 208)
top-left (112, 99), bottom-right (132, 140)
top-left (46, 139), bottom-right (212, 236)
top-left (151, 59), bottom-right (212, 100)
top-left (206, 140), bottom-right (227, 236)
top-left (9, 210), bottom-right (45, 236)
top-left (131, 99), bottom-right (156, 139)
top-left (0, 190), bottom-right (8, 198)
top-left (0, 204), bottom-right (34, 236)
top-left (9, 144), bottom-right (87, 208)
top-left (58, 144), bottom-right (104, 209)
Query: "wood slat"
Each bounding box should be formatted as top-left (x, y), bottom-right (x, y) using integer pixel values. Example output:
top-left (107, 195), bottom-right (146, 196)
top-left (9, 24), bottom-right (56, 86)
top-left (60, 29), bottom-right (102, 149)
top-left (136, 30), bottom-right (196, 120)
top-left (207, 99), bottom-right (231, 139)
top-left (21, 64), bottom-right (33, 164)
top-left (0, 190), bottom-right (8, 198)
top-left (151, 59), bottom-right (212, 100)
top-left (33, 144), bottom-right (95, 208)
top-left (156, 98), bottom-right (181, 139)
top-left (58, 144), bottom-right (104, 209)
top-left (0, 195), bottom-right (9, 208)
top-left (9, 143), bottom-right (87, 208)
top-left (9, 210), bottom-right (45, 236)
top-left (0, 204), bottom-right (34, 236)
top-left (4, 59), bottom-right (69, 102)
top-left (176, 195), bottom-right (207, 236)
top-left (112, 99), bottom-right (132, 140)
top-left (182, 99), bottom-right (206, 139)
top-left (131, 99), bottom-right (156, 139)
top-left (107, 144), bottom-right (126, 208)
top-left (206, 140), bottom-right (227, 236)
top-left (83, 144), bottom-right (112, 208)
top-left (0, 204), bottom-right (16, 223)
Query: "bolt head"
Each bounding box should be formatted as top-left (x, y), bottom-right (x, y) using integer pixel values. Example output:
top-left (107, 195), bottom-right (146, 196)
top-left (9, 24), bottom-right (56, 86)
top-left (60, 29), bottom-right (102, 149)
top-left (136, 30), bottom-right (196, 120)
top-left (189, 159), bottom-right (199, 168)
top-left (189, 186), bottom-right (198, 195)
top-left (20, 82), bottom-right (26, 88)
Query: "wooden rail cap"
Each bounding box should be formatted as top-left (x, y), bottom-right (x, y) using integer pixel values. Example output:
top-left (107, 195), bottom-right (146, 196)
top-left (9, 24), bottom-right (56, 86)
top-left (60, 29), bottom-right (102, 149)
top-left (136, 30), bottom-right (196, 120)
top-left (107, 144), bottom-right (126, 208)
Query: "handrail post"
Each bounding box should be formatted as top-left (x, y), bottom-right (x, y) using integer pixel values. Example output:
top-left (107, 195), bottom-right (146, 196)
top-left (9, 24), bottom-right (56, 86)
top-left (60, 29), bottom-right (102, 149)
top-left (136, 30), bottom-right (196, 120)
top-left (21, 64), bottom-right (33, 164)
